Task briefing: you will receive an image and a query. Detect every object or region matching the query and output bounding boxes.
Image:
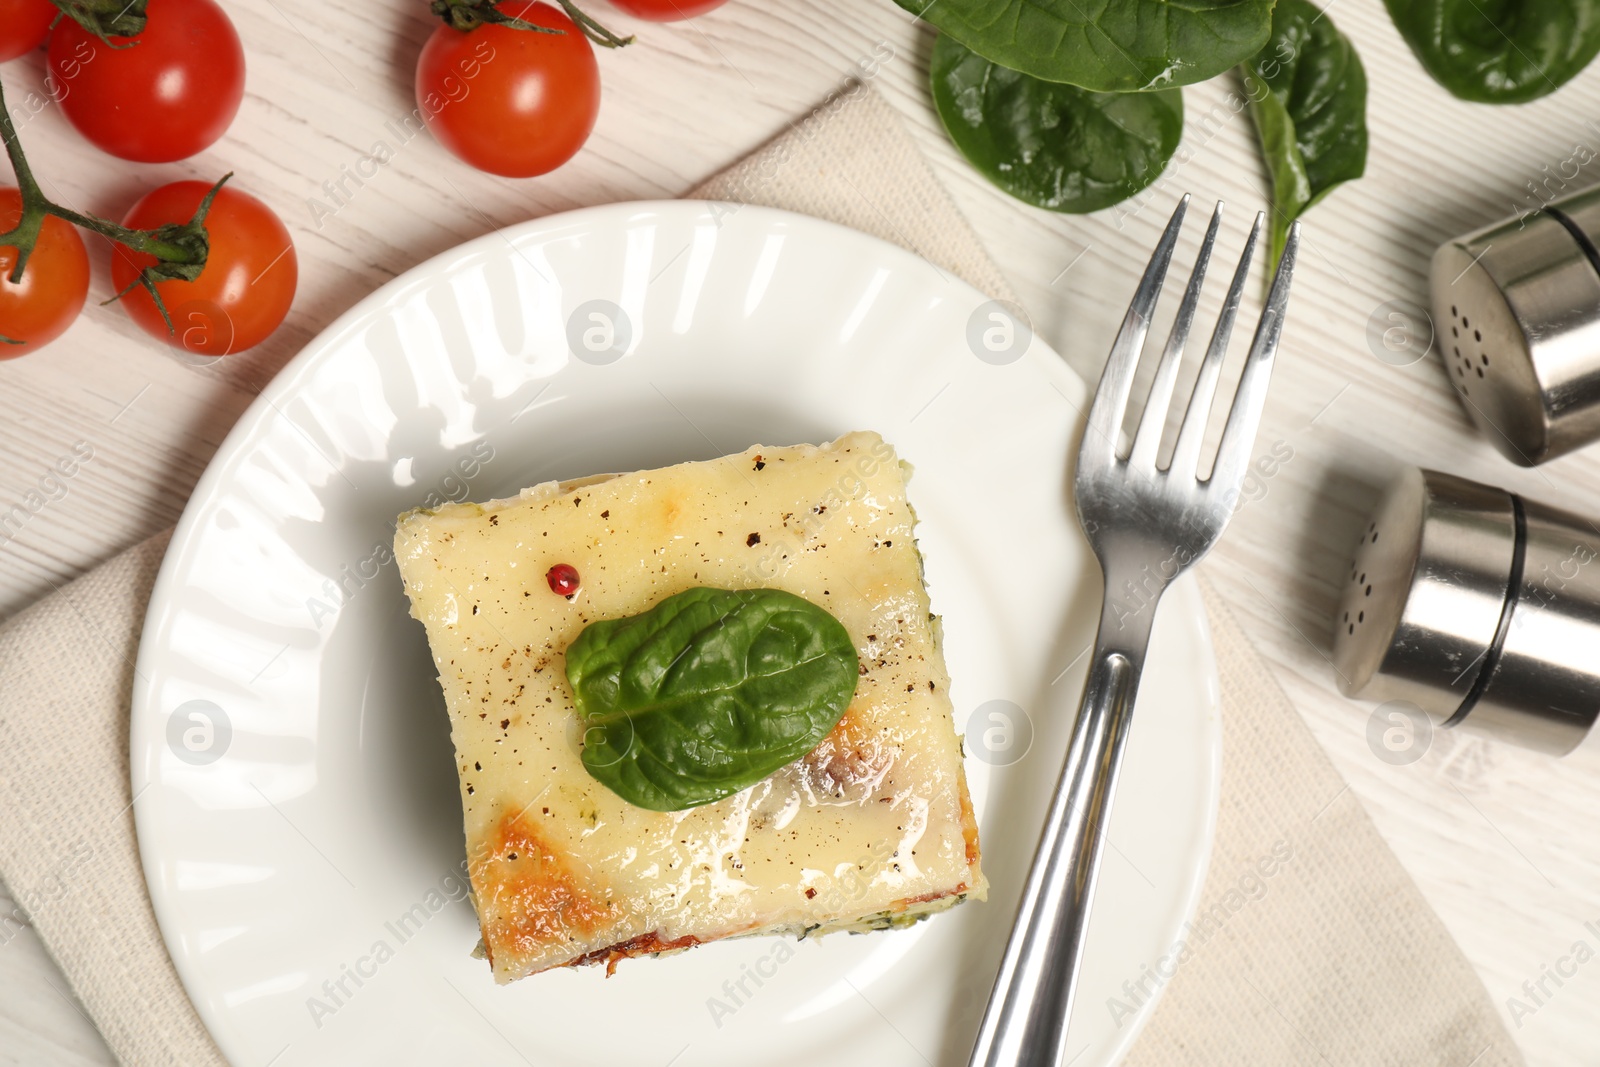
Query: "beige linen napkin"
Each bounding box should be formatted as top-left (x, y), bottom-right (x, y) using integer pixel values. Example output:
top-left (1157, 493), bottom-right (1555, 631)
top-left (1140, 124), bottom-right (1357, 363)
top-left (0, 82), bottom-right (1521, 1067)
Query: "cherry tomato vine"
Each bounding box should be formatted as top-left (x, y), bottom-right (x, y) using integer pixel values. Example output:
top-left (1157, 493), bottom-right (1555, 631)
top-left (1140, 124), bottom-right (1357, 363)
top-left (2, 0), bottom-right (734, 354)
top-left (0, 76), bottom-right (227, 348)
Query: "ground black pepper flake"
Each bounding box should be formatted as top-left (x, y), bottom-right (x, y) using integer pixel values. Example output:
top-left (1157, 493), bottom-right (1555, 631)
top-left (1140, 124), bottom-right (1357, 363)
top-left (746, 532), bottom-right (761, 546)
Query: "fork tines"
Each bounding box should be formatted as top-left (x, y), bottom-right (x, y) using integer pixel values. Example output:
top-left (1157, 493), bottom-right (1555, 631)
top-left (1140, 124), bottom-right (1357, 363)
top-left (1082, 195), bottom-right (1300, 494)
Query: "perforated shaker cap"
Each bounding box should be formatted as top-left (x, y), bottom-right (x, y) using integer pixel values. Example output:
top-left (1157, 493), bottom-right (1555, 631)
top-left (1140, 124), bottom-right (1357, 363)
top-left (1333, 467), bottom-right (1515, 722)
top-left (1333, 467), bottom-right (1600, 755)
top-left (1431, 187), bottom-right (1600, 466)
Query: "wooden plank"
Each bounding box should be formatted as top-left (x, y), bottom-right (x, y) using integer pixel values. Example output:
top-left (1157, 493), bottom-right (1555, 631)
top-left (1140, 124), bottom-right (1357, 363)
top-left (3, 1), bottom-right (1597, 1060)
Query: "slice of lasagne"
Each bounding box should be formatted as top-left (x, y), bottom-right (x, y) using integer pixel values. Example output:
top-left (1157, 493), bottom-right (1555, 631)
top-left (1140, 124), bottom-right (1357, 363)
top-left (394, 431), bottom-right (985, 983)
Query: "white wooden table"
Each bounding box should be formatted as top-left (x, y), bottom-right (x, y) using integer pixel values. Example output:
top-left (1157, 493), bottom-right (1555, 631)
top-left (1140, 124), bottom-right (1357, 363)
top-left (4, 1), bottom-right (1600, 1063)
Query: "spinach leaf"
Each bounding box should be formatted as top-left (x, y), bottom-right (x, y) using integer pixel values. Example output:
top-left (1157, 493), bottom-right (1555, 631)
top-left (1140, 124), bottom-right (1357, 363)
top-left (898, 0), bottom-right (1276, 92)
top-left (1385, 0), bottom-right (1600, 104)
top-left (1244, 0), bottom-right (1367, 265)
top-left (932, 34), bottom-right (1184, 215)
top-left (565, 587), bottom-right (859, 812)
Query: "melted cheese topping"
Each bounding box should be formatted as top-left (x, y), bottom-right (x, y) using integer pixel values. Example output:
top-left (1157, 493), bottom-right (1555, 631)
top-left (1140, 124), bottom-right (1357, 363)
top-left (394, 431), bottom-right (985, 982)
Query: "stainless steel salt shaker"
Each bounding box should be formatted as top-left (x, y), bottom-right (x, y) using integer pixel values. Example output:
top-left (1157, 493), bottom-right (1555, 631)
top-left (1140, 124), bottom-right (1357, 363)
top-left (1332, 466), bottom-right (1600, 755)
top-left (1431, 185), bottom-right (1600, 465)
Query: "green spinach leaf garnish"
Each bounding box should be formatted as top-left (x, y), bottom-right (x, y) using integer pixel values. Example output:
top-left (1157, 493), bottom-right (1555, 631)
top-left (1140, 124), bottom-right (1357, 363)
top-left (931, 34), bottom-right (1184, 215)
top-left (565, 587), bottom-right (859, 812)
top-left (898, 0), bottom-right (1276, 93)
top-left (1244, 0), bottom-right (1368, 266)
top-left (1385, 0), bottom-right (1600, 104)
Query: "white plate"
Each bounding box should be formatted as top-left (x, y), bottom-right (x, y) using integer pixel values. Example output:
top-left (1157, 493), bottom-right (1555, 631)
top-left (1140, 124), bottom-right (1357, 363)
top-left (131, 202), bottom-right (1220, 1067)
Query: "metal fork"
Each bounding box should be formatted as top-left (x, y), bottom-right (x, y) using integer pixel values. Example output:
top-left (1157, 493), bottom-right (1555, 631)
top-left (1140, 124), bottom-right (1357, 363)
top-left (967, 195), bottom-right (1300, 1067)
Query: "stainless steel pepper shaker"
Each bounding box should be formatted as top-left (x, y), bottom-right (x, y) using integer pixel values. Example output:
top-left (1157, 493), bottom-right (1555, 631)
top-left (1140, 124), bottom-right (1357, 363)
top-left (1432, 185), bottom-right (1600, 465)
top-left (1332, 466), bottom-right (1600, 755)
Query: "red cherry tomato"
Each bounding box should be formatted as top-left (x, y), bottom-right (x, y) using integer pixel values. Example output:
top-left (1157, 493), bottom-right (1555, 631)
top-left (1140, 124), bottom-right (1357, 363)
top-left (111, 182), bottom-right (297, 357)
top-left (0, 0), bottom-right (57, 62)
top-left (47, 0), bottom-right (245, 163)
top-left (0, 189), bottom-right (90, 359)
top-left (416, 2), bottom-right (599, 178)
top-left (606, 0), bottom-right (730, 20)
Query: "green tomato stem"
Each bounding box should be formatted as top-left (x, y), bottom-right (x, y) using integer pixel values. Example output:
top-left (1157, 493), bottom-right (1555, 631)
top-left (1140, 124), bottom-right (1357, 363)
top-left (0, 78), bottom-right (223, 335)
top-left (552, 0), bottom-right (633, 48)
top-left (428, 0), bottom-right (633, 48)
top-left (429, 0), bottom-right (562, 33)
top-left (45, 0), bottom-right (148, 45)
top-left (43, 200), bottom-right (199, 263)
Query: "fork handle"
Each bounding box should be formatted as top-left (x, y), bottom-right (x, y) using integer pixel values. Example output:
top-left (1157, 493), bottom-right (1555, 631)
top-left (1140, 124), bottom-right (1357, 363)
top-left (967, 595), bottom-right (1157, 1067)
